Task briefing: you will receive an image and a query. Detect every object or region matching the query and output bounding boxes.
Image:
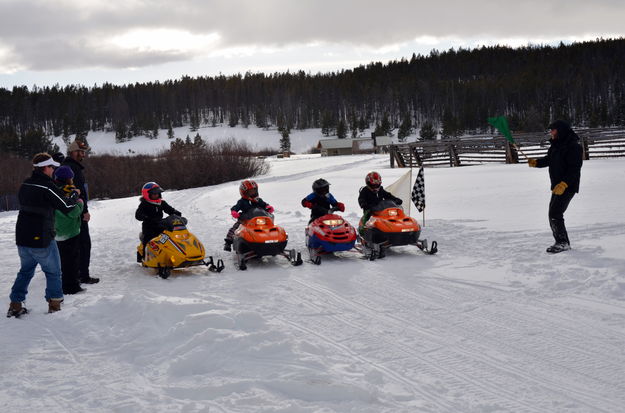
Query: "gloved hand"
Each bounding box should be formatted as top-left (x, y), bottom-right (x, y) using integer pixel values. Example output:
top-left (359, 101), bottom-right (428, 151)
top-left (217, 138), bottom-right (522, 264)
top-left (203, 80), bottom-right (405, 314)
top-left (528, 158), bottom-right (537, 167)
top-left (336, 202), bottom-right (345, 212)
top-left (395, 198), bottom-right (403, 205)
top-left (266, 205), bottom-right (274, 213)
top-left (552, 181), bottom-right (568, 195)
top-left (302, 200), bottom-right (313, 209)
top-left (231, 210), bottom-right (240, 219)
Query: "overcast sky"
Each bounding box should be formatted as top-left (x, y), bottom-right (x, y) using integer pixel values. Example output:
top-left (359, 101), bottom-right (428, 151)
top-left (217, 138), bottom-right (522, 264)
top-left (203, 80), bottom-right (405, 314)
top-left (1, 0), bottom-right (624, 89)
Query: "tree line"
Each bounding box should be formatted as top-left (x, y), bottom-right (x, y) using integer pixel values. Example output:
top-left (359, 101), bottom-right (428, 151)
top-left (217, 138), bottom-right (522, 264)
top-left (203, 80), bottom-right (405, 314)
top-left (1, 37), bottom-right (625, 155)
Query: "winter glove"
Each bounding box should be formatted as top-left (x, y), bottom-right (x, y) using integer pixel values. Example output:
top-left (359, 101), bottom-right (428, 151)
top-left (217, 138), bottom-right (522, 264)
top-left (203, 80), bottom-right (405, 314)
top-left (394, 198), bottom-right (403, 205)
top-left (231, 210), bottom-right (240, 219)
top-left (527, 158), bottom-right (537, 167)
top-left (336, 202), bottom-right (345, 212)
top-left (266, 205), bottom-right (275, 213)
top-left (552, 181), bottom-right (568, 195)
top-left (302, 200), bottom-right (313, 209)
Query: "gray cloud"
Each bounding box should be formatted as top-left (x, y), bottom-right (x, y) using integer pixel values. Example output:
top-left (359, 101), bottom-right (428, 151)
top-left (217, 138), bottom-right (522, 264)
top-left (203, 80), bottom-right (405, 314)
top-left (1, 0), bottom-right (624, 71)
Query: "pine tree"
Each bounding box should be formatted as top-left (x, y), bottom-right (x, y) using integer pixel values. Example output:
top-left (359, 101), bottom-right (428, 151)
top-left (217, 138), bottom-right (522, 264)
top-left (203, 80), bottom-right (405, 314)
top-left (167, 124), bottom-right (175, 139)
top-left (419, 120), bottom-right (437, 140)
top-left (336, 119), bottom-right (347, 139)
top-left (397, 116), bottom-right (413, 142)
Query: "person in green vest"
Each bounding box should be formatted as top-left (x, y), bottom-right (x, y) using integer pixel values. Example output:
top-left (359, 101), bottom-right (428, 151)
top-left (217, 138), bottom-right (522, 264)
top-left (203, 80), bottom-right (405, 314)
top-left (53, 165), bottom-right (85, 294)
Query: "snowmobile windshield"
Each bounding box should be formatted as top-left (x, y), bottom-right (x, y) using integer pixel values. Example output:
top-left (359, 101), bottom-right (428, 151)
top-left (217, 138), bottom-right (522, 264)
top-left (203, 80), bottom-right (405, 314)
top-left (161, 215), bottom-right (187, 231)
top-left (240, 208), bottom-right (272, 221)
top-left (371, 199), bottom-right (401, 213)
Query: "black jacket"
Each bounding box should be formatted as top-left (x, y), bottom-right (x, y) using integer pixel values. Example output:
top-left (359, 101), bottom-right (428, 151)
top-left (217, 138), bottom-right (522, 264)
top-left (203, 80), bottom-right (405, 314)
top-left (536, 129), bottom-right (583, 193)
top-left (230, 197), bottom-right (269, 214)
top-left (358, 186), bottom-right (402, 211)
top-left (16, 170), bottom-right (79, 248)
top-left (63, 157), bottom-right (89, 213)
top-left (135, 198), bottom-right (181, 243)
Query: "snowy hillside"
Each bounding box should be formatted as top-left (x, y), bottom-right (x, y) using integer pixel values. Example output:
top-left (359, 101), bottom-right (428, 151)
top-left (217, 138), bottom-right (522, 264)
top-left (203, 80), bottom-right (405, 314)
top-left (1, 153), bottom-right (625, 412)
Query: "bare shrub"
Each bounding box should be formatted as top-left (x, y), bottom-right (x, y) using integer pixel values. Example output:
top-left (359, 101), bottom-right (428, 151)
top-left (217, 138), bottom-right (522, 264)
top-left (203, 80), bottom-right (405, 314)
top-left (86, 140), bottom-right (268, 200)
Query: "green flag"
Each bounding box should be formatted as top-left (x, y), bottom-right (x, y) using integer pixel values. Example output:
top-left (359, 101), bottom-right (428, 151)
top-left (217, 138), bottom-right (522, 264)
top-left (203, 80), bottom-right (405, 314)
top-left (488, 116), bottom-right (515, 144)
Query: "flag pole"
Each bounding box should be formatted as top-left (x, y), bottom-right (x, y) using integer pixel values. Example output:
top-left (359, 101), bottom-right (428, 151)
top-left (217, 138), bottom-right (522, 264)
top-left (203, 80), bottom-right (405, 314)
top-left (512, 143), bottom-right (529, 161)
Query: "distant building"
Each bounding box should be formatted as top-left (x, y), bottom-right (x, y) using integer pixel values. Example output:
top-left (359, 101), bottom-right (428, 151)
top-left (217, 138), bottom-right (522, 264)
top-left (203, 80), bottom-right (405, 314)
top-left (317, 137), bottom-right (391, 156)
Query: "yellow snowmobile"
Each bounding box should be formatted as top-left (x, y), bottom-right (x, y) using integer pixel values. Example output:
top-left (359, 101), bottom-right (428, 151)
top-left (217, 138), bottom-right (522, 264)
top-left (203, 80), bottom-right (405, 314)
top-left (137, 215), bottom-right (224, 278)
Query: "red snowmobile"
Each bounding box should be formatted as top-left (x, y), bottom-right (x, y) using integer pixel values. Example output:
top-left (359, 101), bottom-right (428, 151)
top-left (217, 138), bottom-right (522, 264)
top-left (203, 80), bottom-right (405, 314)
top-left (305, 206), bottom-right (358, 265)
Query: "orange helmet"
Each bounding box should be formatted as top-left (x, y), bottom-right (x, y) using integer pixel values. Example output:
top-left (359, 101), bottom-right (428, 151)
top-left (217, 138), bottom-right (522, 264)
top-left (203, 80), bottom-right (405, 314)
top-left (365, 171), bottom-right (382, 191)
top-left (239, 179), bottom-right (259, 201)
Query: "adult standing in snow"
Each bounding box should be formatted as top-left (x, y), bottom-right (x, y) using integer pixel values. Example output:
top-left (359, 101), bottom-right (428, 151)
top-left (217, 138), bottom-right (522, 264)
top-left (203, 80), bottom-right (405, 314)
top-left (528, 120), bottom-right (583, 253)
top-left (63, 140), bottom-right (99, 284)
top-left (7, 153), bottom-right (80, 317)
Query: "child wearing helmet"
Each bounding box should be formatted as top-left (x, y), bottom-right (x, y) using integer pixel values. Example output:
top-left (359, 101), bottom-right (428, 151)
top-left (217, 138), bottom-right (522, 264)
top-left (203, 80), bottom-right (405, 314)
top-left (223, 179), bottom-right (274, 251)
top-left (357, 171), bottom-right (403, 235)
top-left (301, 178), bottom-right (345, 223)
top-left (135, 182), bottom-right (182, 252)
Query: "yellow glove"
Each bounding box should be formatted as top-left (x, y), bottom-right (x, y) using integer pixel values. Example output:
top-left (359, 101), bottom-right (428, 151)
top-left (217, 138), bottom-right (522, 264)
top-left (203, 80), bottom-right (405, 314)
top-left (552, 181), bottom-right (568, 195)
top-left (527, 158), bottom-right (537, 167)
top-left (62, 184), bottom-right (76, 195)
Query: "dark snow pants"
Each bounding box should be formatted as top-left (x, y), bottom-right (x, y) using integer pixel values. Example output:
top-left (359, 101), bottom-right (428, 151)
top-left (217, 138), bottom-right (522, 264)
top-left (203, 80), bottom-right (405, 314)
top-left (548, 190), bottom-right (575, 245)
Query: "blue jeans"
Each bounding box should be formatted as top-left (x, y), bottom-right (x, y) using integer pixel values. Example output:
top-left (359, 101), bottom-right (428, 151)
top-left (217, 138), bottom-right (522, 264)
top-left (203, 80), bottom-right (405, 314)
top-left (10, 241), bottom-right (63, 302)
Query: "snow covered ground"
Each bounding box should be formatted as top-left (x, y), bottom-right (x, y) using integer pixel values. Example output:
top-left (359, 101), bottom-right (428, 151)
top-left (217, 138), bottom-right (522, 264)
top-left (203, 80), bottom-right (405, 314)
top-left (1, 153), bottom-right (625, 412)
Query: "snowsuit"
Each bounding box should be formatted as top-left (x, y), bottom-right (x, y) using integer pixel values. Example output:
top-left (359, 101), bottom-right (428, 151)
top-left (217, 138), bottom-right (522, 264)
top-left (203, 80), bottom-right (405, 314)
top-left (55, 187), bottom-right (84, 294)
top-left (11, 170), bottom-right (79, 303)
top-left (301, 192), bottom-right (340, 223)
top-left (535, 123), bottom-right (583, 246)
top-left (357, 185), bottom-right (402, 236)
top-left (135, 198), bottom-right (181, 246)
top-left (63, 157), bottom-right (92, 281)
top-left (225, 197), bottom-right (270, 243)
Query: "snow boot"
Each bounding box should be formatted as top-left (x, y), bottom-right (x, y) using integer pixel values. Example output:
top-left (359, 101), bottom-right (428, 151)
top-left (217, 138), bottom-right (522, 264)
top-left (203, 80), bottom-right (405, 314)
top-left (47, 298), bottom-right (64, 313)
top-left (7, 301), bottom-right (28, 318)
top-left (223, 239), bottom-right (232, 252)
top-left (81, 276), bottom-right (100, 284)
top-left (546, 243), bottom-right (571, 254)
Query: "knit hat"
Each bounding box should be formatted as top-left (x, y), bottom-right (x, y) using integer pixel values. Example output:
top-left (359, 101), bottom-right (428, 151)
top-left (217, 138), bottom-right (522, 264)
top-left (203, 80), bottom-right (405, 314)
top-left (54, 165), bottom-right (75, 181)
top-left (52, 152), bottom-right (65, 163)
top-left (67, 140), bottom-right (91, 153)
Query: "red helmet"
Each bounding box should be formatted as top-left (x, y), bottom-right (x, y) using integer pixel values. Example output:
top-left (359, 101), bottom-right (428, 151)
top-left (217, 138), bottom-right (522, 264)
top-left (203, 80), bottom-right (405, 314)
top-left (142, 182), bottom-right (163, 204)
top-left (239, 179), bottom-right (259, 201)
top-left (365, 171), bottom-right (382, 191)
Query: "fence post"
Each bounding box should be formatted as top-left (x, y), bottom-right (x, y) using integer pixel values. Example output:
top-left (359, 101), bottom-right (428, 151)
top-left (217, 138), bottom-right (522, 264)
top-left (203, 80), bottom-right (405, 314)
top-left (505, 142), bottom-right (519, 164)
top-left (449, 144), bottom-right (460, 167)
top-left (390, 146), bottom-right (395, 168)
top-left (581, 135), bottom-right (590, 160)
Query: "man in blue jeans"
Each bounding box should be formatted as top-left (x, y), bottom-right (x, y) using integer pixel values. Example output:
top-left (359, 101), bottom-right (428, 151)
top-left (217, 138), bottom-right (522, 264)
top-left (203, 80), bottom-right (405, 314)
top-left (7, 153), bottom-right (80, 317)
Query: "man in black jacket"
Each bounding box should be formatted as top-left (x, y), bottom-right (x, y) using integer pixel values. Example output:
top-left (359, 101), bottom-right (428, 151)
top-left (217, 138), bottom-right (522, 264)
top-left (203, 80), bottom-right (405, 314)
top-left (528, 120), bottom-right (583, 253)
top-left (63, 140), bottom-right (99, 284)
top-left (8, 153), bottom-right (80, 317)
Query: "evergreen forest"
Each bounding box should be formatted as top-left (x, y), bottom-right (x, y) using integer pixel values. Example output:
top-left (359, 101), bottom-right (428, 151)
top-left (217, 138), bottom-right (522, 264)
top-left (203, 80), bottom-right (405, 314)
top-left (1, 37), bottom-right (625, 157)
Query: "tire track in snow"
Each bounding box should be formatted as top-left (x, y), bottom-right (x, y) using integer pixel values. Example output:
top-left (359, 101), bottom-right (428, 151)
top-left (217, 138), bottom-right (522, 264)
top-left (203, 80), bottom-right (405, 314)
top-left (281, 272), bottom-right (623, 412)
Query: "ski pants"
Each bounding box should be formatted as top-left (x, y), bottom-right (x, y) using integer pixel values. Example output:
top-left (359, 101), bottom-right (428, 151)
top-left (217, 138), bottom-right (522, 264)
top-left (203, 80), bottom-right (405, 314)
top-left (58, 235), bottom-right (81, 294)
top-left (548, 190), bottom-right (575, 245)
top-left (79, 220), bottom-right (91, 281)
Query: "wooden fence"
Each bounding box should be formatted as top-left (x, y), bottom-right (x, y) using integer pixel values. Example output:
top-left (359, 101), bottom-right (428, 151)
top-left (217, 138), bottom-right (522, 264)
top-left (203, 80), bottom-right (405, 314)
top-left (389, 127), bottom-right (625, 168)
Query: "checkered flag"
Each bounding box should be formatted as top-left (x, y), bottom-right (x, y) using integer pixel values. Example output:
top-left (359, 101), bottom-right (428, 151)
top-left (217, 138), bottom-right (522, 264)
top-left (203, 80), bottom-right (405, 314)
top-left (411, 167), bottom-right (425, 212)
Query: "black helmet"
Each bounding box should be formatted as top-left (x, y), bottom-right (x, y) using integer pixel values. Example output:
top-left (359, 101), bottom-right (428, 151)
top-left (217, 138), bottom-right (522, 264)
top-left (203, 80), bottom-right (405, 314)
top-left (312, 178), bottom-right (330, 195)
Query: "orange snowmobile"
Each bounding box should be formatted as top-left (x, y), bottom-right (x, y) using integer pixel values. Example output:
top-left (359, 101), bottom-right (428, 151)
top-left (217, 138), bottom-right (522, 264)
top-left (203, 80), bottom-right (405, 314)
top-left (358, 200), bottom-right (437, 260)
top-left (137, 215), bottom-right (224, 278)
top-left (232, 208), bottom-right (302, 270)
